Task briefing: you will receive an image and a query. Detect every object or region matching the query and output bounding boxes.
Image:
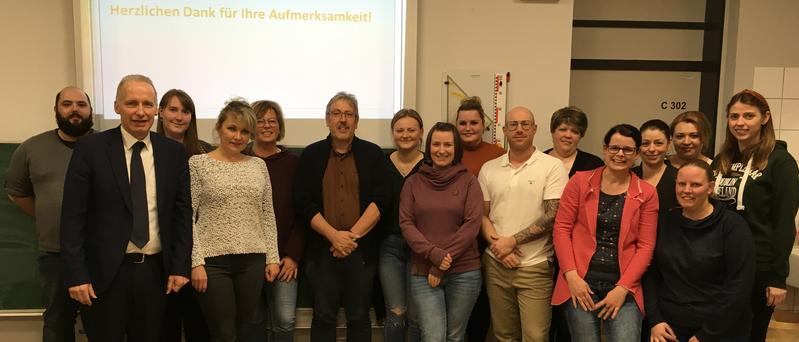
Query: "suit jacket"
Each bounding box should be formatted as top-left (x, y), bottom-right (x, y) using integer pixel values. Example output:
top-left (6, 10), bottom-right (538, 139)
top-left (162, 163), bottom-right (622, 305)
top-left (60, 127), bottom-right (192, 294)
top-left (552, 166), bottom-right (658, 313)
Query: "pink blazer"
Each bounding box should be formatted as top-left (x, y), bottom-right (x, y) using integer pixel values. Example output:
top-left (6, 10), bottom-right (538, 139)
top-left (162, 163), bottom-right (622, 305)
top-left (551, 166), bottom-right (658, 314)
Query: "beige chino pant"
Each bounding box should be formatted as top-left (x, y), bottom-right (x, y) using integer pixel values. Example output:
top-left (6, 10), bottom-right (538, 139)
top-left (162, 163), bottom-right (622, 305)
top-left (483, 254), bottom-right (553, 342)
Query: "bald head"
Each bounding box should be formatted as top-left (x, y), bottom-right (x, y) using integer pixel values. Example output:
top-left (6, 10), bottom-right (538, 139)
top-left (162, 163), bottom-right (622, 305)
top-left (54, 86), bottom-right (93, 138)
top-left (503, 106), bottom-right (537, 152)
top-left (507, 106), bottom-right (535, 124)
top-left (55, 86), bottom-right (91, 109)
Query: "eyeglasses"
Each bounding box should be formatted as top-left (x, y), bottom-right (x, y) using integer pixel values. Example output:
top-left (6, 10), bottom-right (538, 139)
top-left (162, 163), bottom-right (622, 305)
top-left (329, 111), bottom-right (355, 119)
top-left (256, 119), bottom-right (279, 127)
top-left (505, 120), bottom-right (533, 131)
top-left (605, 145), bottom-right (637, 156)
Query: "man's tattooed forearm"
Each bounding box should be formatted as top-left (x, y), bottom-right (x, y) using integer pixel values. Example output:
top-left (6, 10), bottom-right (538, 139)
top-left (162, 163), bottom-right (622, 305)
top-left (512, 199), bottom-right (559, 245)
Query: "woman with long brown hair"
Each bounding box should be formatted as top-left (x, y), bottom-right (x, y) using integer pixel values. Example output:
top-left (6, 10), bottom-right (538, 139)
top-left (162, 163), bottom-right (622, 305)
top-left (712, 89), bottom-right (799, 341)
top-left (157, 89), bottom-right (213, 155)
top-left (158, 89), bottom-right (212, 342)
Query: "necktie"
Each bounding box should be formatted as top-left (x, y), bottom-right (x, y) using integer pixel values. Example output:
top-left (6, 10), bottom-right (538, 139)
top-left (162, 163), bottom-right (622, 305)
top-left (130, 141), bottom-right (149, 248)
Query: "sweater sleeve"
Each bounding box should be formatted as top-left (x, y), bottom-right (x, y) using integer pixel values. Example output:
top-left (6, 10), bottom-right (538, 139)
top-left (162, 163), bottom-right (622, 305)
top-left (643, 215), bottom-right (668, 329)
top-left (399, 177), bottom-right (448, 269)
top-left (259, 160), bottom-right (280, 264)
top-left (189, 158), bottom-right (205, 268)
top-left (277, 154), bottom-right (305, 262)
top-left (642, 265), bottom-right (665, 329)
top-left (617, 189), bottom-right (659, 293)
top-left (767, 154), bottom-right (799, 288)
top-left (284, 214), bottom-right (307, 262)
top-left (553, 175), bottom-right (582, 273)
top-left (432, 177), bottom-right (484, 277)
top-left (695, 216), bottom-right (756, 341)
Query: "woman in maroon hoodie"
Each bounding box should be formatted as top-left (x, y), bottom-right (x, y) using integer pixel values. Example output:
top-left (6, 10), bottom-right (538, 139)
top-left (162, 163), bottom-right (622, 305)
top-left (399, 122), bottom-right (484, 342)
top-left (244, 100), bottom-right (304, 342)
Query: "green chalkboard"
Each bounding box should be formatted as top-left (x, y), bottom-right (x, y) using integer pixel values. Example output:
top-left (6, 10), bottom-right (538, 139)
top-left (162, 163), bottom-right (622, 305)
top-left (0, 144), bottom-right (394, 311)
top-left (0, 143), bottom-right (42, 310)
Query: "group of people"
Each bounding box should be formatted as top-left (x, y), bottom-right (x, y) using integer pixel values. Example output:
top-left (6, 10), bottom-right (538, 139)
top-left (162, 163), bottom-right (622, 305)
top-left (4, 73), bottom-right (798, 342)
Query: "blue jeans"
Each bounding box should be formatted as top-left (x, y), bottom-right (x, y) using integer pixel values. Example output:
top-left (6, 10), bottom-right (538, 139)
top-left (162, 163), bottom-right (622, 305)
top-left (411, 269), bottom-right (481, 342)
top-left (266, 278), bottom-right (298, 342)
top-left (242, 278), bottom-right (298, 342)
top-left (563, 279), bottom-right (641, 342)
top-left (38, 252), bottom-right (80, 342)
top-left (378, 234), bottom-right (420, 342)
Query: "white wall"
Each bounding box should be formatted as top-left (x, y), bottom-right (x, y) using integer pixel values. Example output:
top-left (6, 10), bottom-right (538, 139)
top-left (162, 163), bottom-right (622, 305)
top-left (716, 0), bottom-right (799, 155)
top-left (0, 0), bottom-right (77, 143)
top-left (416, 0), bottom-right (574, 150)
top-left (569, 0), bottom-right (706, 157)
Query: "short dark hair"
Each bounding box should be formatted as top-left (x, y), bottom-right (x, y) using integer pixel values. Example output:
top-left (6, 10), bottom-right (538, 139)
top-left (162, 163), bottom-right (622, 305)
top-left (603, 124), bottom-right (642, 148)
top-left (54, 88), bottom-right (93, 109)
top-left (424, 122), bottom-right (463, 166)
top-left (639, 119), bottom-right (671, 139)
top-left (550, 106), bottom-right (588, 137)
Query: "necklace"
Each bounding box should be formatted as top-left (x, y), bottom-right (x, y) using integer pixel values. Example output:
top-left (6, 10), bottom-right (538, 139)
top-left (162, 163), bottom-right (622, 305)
top-left (391, 151), bottom-right (423, 177)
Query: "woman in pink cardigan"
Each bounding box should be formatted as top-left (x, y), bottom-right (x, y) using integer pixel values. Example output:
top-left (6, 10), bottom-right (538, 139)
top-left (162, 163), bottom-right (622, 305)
top-left (552, 124), bottom-right (658, 342)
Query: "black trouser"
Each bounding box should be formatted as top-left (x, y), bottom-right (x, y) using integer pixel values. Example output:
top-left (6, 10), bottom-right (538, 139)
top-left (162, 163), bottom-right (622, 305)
top-left (80, 253), bottom-right (167, 342)
top-left (161, 283), bottom-right (210, 342)
top-left (39, 252), bottom-right (81, 342)
top-left (466, 241), bottom-right (490, 342)
top-left (749, 271), bottom-right (775, 342)
top-left (306, 249), bottom-right (377, 342)
top-left (550, 256), bottom-right (571, 342)
top-left (195, 253), bottom-right (266, 342)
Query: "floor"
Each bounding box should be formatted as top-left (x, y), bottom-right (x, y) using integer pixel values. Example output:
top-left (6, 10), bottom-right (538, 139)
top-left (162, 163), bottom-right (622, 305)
top-left (768, 310), bottom-right (799, 341)
top-left (0, 310), bottom-right (797, 341)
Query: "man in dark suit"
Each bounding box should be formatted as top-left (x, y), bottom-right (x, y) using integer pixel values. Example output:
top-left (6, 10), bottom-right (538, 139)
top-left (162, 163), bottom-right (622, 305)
top-left (60, 74), bottom-right (192, 341)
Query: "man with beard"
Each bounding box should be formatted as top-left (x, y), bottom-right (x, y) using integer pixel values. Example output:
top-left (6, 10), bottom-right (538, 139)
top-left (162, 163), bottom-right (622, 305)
top-left (294, 92), bottom-right (389, 341)
top-left (5, 86), bottom-right (94, 341)
top-left (477, 106), bottom-right (568, 341)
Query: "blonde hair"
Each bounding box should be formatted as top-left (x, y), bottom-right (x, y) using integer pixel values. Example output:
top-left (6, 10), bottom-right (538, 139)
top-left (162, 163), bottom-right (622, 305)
top-left (216, 98), bottom-right (257, 136)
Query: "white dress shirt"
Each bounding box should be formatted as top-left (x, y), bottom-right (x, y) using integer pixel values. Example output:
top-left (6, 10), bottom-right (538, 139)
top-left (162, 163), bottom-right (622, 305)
top-left (120, 127), bottom-right (162, 254)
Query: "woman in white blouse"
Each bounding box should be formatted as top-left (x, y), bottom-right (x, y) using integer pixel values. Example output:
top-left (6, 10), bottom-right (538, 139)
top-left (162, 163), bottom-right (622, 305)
top-left (189, 100), bottom-right (280, 342)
